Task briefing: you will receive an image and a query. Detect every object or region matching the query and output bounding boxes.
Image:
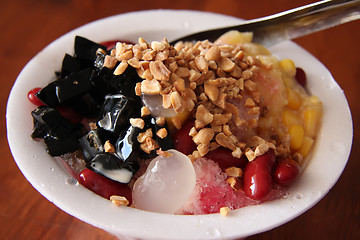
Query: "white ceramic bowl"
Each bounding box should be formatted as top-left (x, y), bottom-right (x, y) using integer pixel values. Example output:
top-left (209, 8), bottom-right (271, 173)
top-left (7, 10), bottom-right (353, 240)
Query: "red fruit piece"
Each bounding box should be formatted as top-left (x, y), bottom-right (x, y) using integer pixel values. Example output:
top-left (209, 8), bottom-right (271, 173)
top-left (205, 147), bottom-right (247, 170)
top-left (243, 150), bottom-right (276, 201)
top-left (79, 168), bottom-right (132, 204)
top-left (28, 88), bottom-right (44, 106)
top-left (295, 67), bottom-right (307, 88)
top-left (173, 119), bottom-right (196, 155)
top-left (274, 158), bottom-right (300, 186)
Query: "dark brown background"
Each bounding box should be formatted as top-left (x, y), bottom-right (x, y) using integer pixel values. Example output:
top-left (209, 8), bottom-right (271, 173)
top-left (1, 0), bottom-right (359, 239)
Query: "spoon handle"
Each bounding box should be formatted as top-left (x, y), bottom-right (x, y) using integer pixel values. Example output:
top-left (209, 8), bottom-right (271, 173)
top-left (170, 0), bottom-right (360, 46)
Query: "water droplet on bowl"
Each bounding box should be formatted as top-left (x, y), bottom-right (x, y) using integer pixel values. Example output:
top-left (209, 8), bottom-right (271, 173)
top-left (296, 193), bottom-right (303, 199)
top-left (50, 167), bottom-right (54, 171)
top-left (329, 141), bottom-right (346, 154)
top-left (183, 21), bottom-right (190, 28)
top-left (65, 177), bottom-right (78, 185)
top-left (206, 227), bottom-right (221, 237)
top-left (326, 82), bottom-right (336, 90)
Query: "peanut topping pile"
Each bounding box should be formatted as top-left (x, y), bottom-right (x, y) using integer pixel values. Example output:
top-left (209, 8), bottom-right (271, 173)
top-left (102, 34), bottom-right (291, 163)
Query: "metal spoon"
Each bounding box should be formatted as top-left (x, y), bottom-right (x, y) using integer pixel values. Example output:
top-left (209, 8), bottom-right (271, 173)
top-left (170, 0), bottom-right (360, 47)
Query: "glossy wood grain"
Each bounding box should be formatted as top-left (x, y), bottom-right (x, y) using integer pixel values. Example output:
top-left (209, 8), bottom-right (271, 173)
top-left (1, 0), bottom-right (359, 239)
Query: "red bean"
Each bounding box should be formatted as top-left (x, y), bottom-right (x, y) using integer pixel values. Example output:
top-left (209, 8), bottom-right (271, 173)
top-left (295, 67), bottom-right (307, 88)
top-left (205, 147), bottom-right (247, 170)
top-left (79, 168), bottom-right (132, 203)
top-left (172, 119), bottom-right (196, 155)
top-left (27, 87), bottom-right (44, 106)
top-left (274, 158), bottom-right (300, 186)
top-left (243, 150), bottom-right (276, 200)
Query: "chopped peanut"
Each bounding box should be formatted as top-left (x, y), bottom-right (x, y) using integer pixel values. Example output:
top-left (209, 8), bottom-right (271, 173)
top-left (141, 79), bottom-right (162, 94)
top-left (193, 128), bottom-right (215, 145)
top-left (205, 46), bottom-right (221, 61)
top-left (196, 104), bottom-right (214, 125)
top-left (232, 147), bottom-right (242, 158)
top-left (195, 55), bottom-right (208, 72)
top-left (141, 106), bottom-right (151, 117)
top-left (156, 117), bottom-right (166, 126)
top-left (215, 132), bottom-right (236, 151)
top-left (156, 128), bottom-right (168, 139)
top-left (204, 83), bottom-right (219, 101)
top-left (156, 148), bottom-right (173, 157)
top-left (197, 143), bottom-right (210, 156)
top-left (226, 177), bottom-right (242, 191)
top-left (114, 60), bottom-right (128, 75)
top-left (220, 207), bottom-right (230, 216)
top-left (170, 91), bottom-right (185, 113)
top-left (225, 167), bottom-right (243, 177)
top-left (110, 196), bottom-right (129, 206)
top-left (149, 60), bottom-right (171, 81)
top-left (137, 129), bottom-right (153, 143)
top-left (103, 55), bottom-right (118, 69)
top-left (130, 118), bottom-right (145, 129)
top-left (104, 140), bottom-right (115, 153)
top-left (217, 57), bottom-right (235, 72)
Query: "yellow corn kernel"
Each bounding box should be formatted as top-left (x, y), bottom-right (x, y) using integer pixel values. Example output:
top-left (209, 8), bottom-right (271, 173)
top-left (282, 76), bottom-right (296, 88)
top-left (298, 136), bottom-right (314, 158)
top-left (303, 109), bottom-right (320, 138)
top-left (279, 59), bottom-right (296, 77)
top-left (303, 96), bottom-right (322, 110)
top-left (282, 110), bottom-right (299, 126)
top-left (166, 110), bottom-right (191, 131)
top-left (289, 124), bottom-right (304, 150)
top-left (286, 88), bottom-right (302, 110)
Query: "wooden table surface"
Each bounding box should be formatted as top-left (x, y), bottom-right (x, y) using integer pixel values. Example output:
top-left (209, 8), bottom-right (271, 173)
top-left (1, 0), bottom-right (359, 239)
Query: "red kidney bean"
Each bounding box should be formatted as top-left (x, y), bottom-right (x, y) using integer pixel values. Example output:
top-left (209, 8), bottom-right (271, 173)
top-left (172, 119), bottom-right (196, 155)
top-left (295, 67), bottom-right (307, 88)
top-left (205, 147), bottom-right (247, 170)
top-left (79, 168), bottom-right (132, 204)
top-left (274, 158), bottom-right (300, 186)
top-left (243, 150), bottom-right (276, 201)
top-left (27, 87), bottom-right (44, 106)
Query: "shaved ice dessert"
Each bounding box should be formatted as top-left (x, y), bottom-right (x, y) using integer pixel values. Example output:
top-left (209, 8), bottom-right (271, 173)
top-left (28, 30), bottom-right (322, 215)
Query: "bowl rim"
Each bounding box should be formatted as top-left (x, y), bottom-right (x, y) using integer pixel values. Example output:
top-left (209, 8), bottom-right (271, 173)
top-left (6, 9), bottom-right (353, 239)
